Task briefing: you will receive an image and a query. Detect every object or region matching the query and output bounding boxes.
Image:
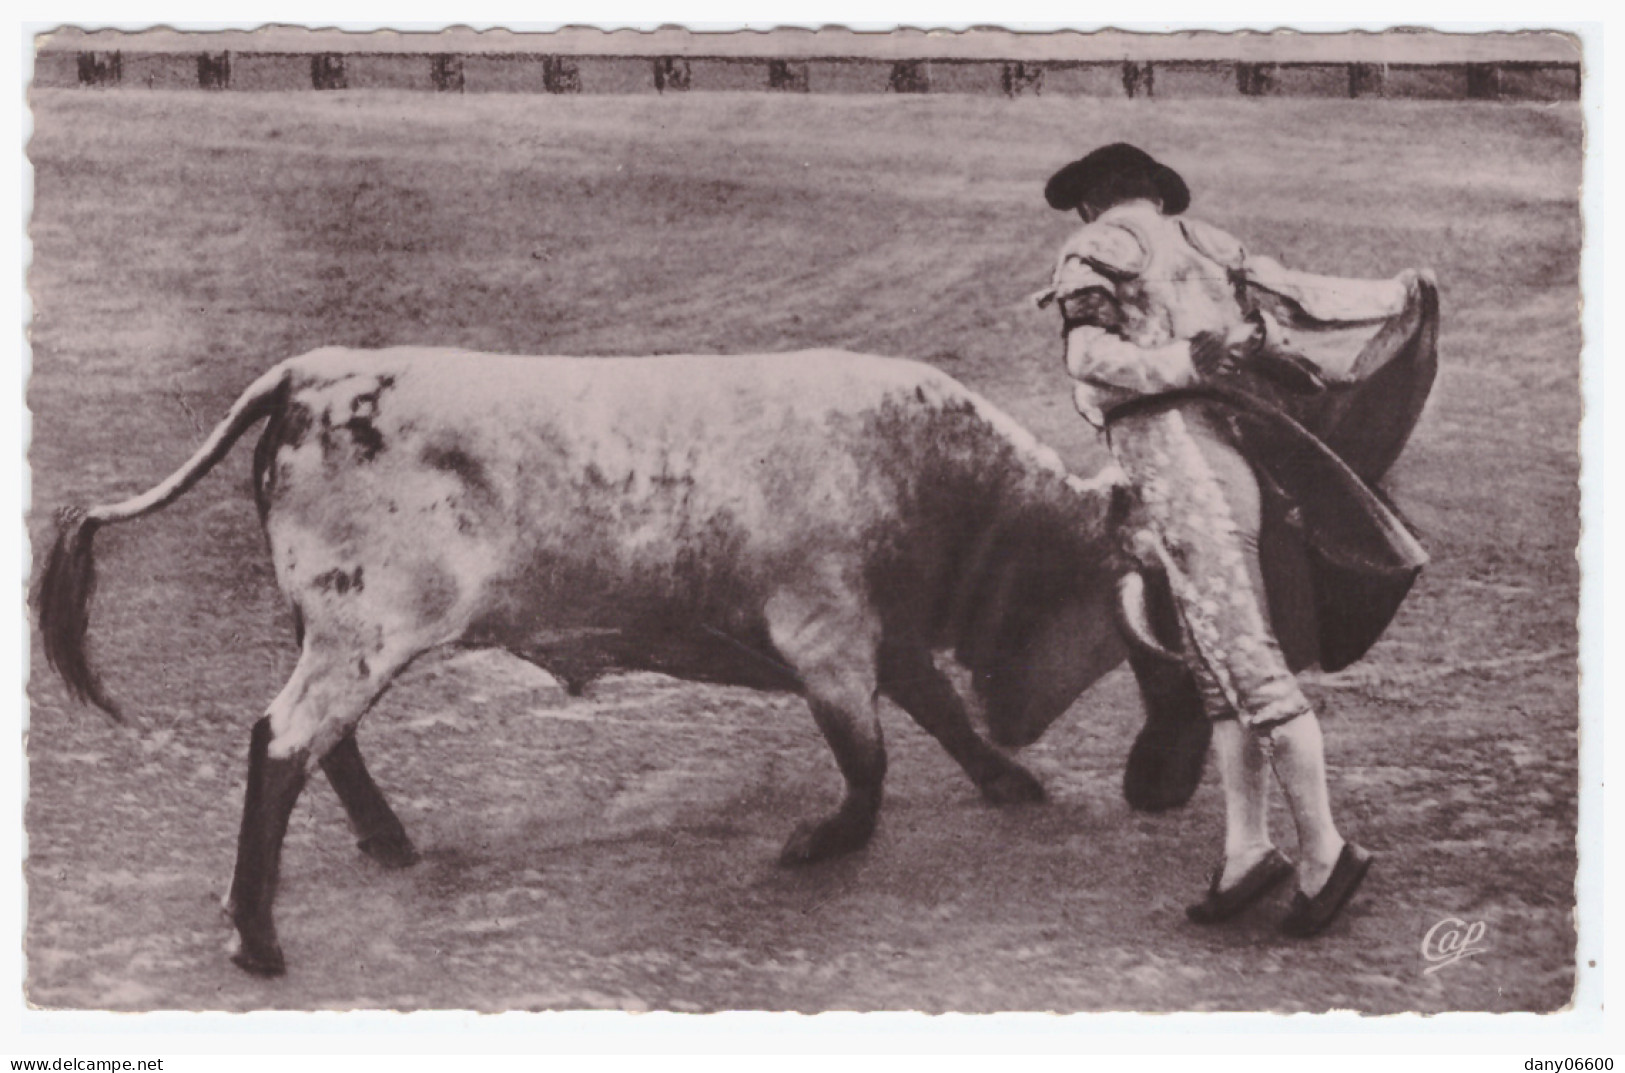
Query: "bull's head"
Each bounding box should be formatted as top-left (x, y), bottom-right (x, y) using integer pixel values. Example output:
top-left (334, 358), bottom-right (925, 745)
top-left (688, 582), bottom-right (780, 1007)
top-left (952, 506), bottom-right (1132, 749)
top-left (943, 437), bottom-right (1195, 750)
top-left (948, 502), bottom-right (1207, 814)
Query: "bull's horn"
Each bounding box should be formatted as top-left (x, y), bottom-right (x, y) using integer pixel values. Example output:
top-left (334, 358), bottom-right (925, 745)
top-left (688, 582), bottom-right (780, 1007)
top-left (1029, 286), bottom-right (1057, 310)
top-left (1114, 572), bottom-right (1183, 663)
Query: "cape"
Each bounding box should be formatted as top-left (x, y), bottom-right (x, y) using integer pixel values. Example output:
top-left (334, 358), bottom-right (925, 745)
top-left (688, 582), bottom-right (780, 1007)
top-left (1111, 261), bottom-right (1440, 673)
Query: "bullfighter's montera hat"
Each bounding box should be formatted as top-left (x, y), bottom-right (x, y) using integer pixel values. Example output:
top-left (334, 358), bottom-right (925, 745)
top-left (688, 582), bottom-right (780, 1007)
top-left (1044, 143), bottom-right (1192, 216)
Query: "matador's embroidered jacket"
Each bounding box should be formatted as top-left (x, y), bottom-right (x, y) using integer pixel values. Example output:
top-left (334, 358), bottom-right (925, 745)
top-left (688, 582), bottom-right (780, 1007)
top-left (1043, 200), bottom-right (1435, 694)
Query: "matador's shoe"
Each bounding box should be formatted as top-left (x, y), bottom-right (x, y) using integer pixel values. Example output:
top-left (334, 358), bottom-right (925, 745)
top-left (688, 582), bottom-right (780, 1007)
top-left (1279, 842), bottom-right (1374, 938)
top-left (1186, 848), bottom-right (1295, 925)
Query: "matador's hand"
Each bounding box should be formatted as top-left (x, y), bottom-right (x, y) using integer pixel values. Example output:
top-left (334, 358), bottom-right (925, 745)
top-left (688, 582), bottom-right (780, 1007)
top-left (1190, 330), bottom-right (1242, 379)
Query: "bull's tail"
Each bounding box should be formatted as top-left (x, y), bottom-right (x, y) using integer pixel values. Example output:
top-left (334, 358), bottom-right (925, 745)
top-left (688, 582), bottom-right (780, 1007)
top-left (35, 363), bottom-right (293, 718)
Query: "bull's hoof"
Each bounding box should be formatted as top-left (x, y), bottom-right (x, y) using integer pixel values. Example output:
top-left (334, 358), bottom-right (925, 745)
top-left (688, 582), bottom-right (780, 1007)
top-left (227, 928), bottom-right (286, 978)
top-left (357, 828), bottom-right (419, 870)
top-left (977, 762), bottom-right (1047, 806)
top-left (778, 813), bottom-right (876, 866)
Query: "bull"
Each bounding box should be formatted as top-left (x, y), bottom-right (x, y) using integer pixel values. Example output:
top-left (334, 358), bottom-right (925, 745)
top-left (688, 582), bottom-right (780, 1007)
top-left (39, 347), bottom-right (1193, 977)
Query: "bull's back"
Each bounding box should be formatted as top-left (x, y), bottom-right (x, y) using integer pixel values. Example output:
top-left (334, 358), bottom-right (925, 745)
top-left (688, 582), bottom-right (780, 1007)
top-left (259, 347), bottom-right (1051, 649)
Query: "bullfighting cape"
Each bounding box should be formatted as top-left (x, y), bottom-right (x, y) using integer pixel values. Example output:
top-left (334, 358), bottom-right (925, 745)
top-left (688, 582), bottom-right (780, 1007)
top-left (1240, 259), bottom-right (1437, 673)
top-left (1118, 220), bottom-right (1440, 673)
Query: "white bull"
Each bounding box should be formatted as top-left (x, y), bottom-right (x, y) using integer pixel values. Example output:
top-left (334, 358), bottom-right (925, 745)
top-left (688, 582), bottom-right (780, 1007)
top-left (38, 347), bottom-right (1172, 977)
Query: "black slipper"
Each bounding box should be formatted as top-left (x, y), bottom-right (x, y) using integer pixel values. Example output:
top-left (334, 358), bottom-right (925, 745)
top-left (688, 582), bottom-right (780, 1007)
top-left (1186, 848), bottom-right (1295, 924)
top-left (1279, 842), bottom-right (1374, 938)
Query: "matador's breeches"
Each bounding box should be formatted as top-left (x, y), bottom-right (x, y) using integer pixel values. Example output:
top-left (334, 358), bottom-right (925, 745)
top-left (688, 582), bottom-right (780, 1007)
top-left (1109, 404), bottom-right (1312, 733)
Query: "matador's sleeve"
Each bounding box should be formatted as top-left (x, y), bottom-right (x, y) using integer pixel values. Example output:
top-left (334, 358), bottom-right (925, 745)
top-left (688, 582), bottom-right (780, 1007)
top-left (1055, 219), bottom-right (1199, 394)
top-left (1065, 326), bottom-right (1200, 393)
top-left (1065, 326), bottom-right (1203, 427)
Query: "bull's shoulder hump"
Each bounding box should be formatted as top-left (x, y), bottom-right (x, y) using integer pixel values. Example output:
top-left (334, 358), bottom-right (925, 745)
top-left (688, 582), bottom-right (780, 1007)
top-left (765, 352), bottom-right (996, 416)
top-left (578, 351), bottom-right (961, 408)
top-left (954, 391), bottom-right (1074, 480)
top-left (738, 349), bottom-right (965, 391)
top-left (817, 356), bottom-right (1078, 483)
top-left (604, 349), bottom-right (930, 382)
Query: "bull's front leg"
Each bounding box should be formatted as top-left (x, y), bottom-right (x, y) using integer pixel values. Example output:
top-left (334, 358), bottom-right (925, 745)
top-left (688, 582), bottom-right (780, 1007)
top-left (320, 733), bottom-right (418, 869)
top-left (877, 640), bottom-right (1044, 805)
top-left (765, 577), bottom-right (888, 865)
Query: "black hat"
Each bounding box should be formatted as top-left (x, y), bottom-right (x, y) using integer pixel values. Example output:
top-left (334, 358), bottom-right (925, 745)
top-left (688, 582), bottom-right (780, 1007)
top-left (1043, 143), bottom-right (1191, 216)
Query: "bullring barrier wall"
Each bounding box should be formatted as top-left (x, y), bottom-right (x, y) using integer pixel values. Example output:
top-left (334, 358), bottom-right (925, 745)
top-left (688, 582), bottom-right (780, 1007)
top-left (33, 49), bottom-right (1581, 101)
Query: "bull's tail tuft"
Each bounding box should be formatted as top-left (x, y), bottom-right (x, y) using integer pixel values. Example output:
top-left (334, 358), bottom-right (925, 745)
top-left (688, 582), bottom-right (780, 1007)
top-left (32, 361), bottom-right (293, 719)
top-left (36, 505), bottom-right (120, 719)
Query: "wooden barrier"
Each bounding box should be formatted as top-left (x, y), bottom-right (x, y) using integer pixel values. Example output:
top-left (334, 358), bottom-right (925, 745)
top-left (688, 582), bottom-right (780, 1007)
top-left (310, 53), bottom-right (347, 91)
top-left (1381, 63), bottom-right (1471, 99)
top-left (1002, 61), bottom-right (1044, 97)
top-left (1122, 62), bottom-right (1154, 98)
top-left (575, 56), bottom-right (660, 94)
top-left (118, 52), bottom-right (196, 90)
top-left (927, 60), bottom-right (1010, 97)
top-left (228, 52), bottom-right (318, 92)
top-left (344, 53), bottom-right (429, 90)
top-left (1267, 64), bottom-right (1354, 98)
top-left (33, 48), bottom-right (1582, 102)
top-left (1151, 60), bottom-right (1238, 98)
top-left (888, 60), bottom-right (930, 94)
top-left (768, 59), bottom-right (808, 93)
top-left (1496, 62), bottom-right (1581, 101)
top-left (197, 52), bottom-right (231, 90)
top-left (804, 58), bottom-right (894, 94)
top-left (1042, 62), bottom-right (1131, 98)
top-left (461, 54), bottom-right (548, 93)
top-left (687, 57), bottom-right (768, 91)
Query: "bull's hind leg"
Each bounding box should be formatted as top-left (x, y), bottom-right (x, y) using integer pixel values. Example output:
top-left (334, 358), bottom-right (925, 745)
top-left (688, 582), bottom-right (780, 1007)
top-left (877, 641), bottom-right (1044, 805)
top-left (321, 734), bottom-right (418, 869)
top-left (226, 639), bottom-right (421, 976)
top-left (227, 714), bottom-right (306, 976)
top-left (766, 574), bottom-right (887, 865)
